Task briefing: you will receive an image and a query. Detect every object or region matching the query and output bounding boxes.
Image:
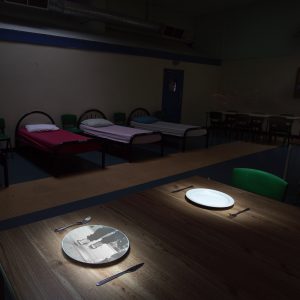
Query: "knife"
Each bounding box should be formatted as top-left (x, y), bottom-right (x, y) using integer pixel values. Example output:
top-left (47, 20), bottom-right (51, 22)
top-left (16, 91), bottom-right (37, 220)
top-left (96, 263), bottom-right (144, 286)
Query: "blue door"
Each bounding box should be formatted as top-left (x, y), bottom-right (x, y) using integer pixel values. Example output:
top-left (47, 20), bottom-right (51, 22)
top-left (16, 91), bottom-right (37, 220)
top-left (161, 69), bottom-right (184, 123)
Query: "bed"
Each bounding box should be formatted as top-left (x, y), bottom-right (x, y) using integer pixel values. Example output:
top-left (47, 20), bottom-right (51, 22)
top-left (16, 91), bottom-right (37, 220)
top-left (78, 109), bottom-right (163, 162)
top-left (128, 108), bottom-right (208, 151)
top-left (15, 111), bottom-right (105, 173)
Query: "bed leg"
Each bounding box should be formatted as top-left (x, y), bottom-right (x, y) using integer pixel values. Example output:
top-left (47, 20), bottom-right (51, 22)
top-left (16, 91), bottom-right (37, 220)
top-left (160, 141), bottom-right (164, 157)
top-left (4, 156), bottom-right (8, 187)
top-left (205, 132), bottom-right (209, 148)
top-left (128, 144), bottom-right (132, 162)
top-left (181, 137), bottom-right (186, 152)
top-left (52, 155), bottom-right (60, 177)
top-left (101, 150), bottom-right (105, 168)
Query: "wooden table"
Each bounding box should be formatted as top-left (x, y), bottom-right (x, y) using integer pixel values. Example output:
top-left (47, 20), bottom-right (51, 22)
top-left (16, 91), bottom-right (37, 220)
top-left (1, 176), bottom-right (300, 299)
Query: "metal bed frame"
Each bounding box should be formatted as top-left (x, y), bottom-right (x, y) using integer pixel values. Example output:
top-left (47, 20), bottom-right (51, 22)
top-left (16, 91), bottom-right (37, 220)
top-left (78, 109), bottom-right (164, 162)
top-left (128, 107), bottom-right (208, 151)
top-left (15, 110), bottom-right (105, 174)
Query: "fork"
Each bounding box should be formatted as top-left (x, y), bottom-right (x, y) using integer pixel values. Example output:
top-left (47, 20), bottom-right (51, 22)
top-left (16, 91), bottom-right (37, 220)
top-left (171, 185), bottom-right (194, 193)
top-left (54, 216), bottom-right (92, 232)
top-left (229, 208), bottom-right (250, 218)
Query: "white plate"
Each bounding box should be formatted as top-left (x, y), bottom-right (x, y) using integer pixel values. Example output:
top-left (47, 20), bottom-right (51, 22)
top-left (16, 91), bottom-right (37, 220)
top-left (62, 225), bottom-right (130, 264)
top-left (186, 188), bottom-right (234, 208)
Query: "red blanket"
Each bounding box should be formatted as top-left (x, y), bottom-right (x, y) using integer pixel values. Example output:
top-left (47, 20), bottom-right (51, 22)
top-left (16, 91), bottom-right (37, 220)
top-left (17, 128), bottom-right (102, 154)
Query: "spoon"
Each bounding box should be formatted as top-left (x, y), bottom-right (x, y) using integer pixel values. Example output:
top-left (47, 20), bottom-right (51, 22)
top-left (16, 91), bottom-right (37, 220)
top-left (54, 216), bottom-right (92, 232)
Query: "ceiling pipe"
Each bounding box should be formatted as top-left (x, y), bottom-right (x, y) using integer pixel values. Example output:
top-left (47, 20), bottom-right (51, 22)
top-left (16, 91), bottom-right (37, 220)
top-left (48, 0), bottom-right (162, 33)
top-left (1, 0), bottom-right (193, 44)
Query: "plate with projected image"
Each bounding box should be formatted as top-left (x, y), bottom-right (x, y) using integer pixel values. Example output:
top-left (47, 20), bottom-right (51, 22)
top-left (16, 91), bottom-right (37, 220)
top-left (61, 225), bottom-right (130, 264)
top-left (186, 188), bottom-right (235, 209)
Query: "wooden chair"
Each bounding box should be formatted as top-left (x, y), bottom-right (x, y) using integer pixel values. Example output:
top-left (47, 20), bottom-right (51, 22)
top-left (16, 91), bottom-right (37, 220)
top-left (233, 114), bottom-right (251, 140)
top-left (206, 111), bottom-right (224, 144)
top-left (249, 116), bottom-right (265, 142)
top-left (223, 112), bottom-right (237, 139)
top-left (268, 116), bottom-right (293, 145)
top-left (232, 168), bottom-right (288, 201)
top-left (208, 111), bottom-right (223, 129)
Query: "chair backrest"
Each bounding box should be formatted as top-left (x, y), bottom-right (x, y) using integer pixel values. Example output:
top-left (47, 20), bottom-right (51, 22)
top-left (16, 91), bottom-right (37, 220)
top-left (232, 168), bottom-right (288, 201)
top-left (250, 116), bottom-right (264, 129)
top-left (268, 116), bottom-right (292, 133)
top-left (224, 114), bottom-right (236, 126)
top-left (209, 111), bottom-right (222, 120)
top-left (0, 118), bottom-right (5, 133)
top-left (61, 114), bottom-right (77, 128)
top-left (208, 111), bottom-right (223, 127)
top-left (235, 114), bottom-right (251, 125)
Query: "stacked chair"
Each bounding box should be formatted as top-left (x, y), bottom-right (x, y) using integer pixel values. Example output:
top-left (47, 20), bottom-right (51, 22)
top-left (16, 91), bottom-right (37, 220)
top-left (233, 114), bottom-right (251, 140)
top-left (223, 113), bottom-right (237, 139)
top-left (249, 116), bottom-right (265, 142)
top-left (267, 116), bottom-right (293, 145)
top-left (207, 111), bottom-right (224, 143)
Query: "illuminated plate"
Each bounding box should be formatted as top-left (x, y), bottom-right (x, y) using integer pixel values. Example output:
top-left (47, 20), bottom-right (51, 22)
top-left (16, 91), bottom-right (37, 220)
top-left (62, 225), bottom-right (130, 264)
top-left (186, 188), bottom-right (234, 208)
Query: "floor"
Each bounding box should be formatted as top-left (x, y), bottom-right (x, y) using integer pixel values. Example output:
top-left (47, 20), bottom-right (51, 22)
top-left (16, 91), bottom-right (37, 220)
top-left (0, 142), bottom-right (274, 223)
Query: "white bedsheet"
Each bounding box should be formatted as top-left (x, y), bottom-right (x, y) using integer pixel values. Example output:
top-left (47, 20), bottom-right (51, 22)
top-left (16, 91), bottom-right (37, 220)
top-left (130, 121), bottom-right (207, 137)
top-left (80, 124), bottom-right (161, 144)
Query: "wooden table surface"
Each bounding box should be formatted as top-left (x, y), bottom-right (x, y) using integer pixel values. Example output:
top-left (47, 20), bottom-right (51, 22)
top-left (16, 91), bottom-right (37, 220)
top-left (1, 176), bottom-right (300, 300)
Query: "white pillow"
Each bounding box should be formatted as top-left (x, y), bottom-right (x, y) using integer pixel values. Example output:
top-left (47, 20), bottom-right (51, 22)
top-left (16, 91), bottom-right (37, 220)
top-left (81, 118), bottom-right (113, 127)
top-left (25, 124), bottom-right (60, 133)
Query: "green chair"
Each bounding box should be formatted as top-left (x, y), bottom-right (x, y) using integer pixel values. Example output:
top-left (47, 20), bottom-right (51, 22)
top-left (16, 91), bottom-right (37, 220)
top-left (232, 168), bottom-right (288, 201)
top-left (61, 114), bottom-right (83, 134)
top-left (0, 151), bottom-right (8, 187)
top-left (0, 118), bottom-right (12, 154)
top-left (153, 110), bottom-right (164, 120)
top-left (113, 112), bottom-right (126, 125)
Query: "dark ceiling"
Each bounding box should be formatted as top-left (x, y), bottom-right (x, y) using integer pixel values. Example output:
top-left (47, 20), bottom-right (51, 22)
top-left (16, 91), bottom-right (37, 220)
top-left (0, 0), bottom-right (262, 56)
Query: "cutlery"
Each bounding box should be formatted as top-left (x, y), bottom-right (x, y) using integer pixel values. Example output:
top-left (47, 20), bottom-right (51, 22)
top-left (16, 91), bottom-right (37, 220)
top-left (54, 216), bottom-right (92, 232)
top-left (96, 263), bottom-right (144, 286)
top-left (171, 185), bottom-right (194, 193)
top-left (229, 208), bottom-right (250, 218)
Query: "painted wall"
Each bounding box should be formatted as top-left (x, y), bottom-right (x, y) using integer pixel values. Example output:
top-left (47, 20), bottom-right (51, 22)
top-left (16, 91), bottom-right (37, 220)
top-left (0, 40), bottom-right (220, 144)
top-left (218, 0), bottom-right (300, 134)
top-left (222, 0), bottom-right (300, 60)
top-left (183, 62), bottom-right (221, 124)
top-left (221, 56), bottom-right (300, 114)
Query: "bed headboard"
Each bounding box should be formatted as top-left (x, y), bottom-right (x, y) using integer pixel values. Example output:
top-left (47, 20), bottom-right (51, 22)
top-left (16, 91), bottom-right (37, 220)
top-left (78, 109), bottom-right (107, 125)
top-left (15, 110), bottom-right (55, 138)
top-left (127, 108), bottom-right (150, 125)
